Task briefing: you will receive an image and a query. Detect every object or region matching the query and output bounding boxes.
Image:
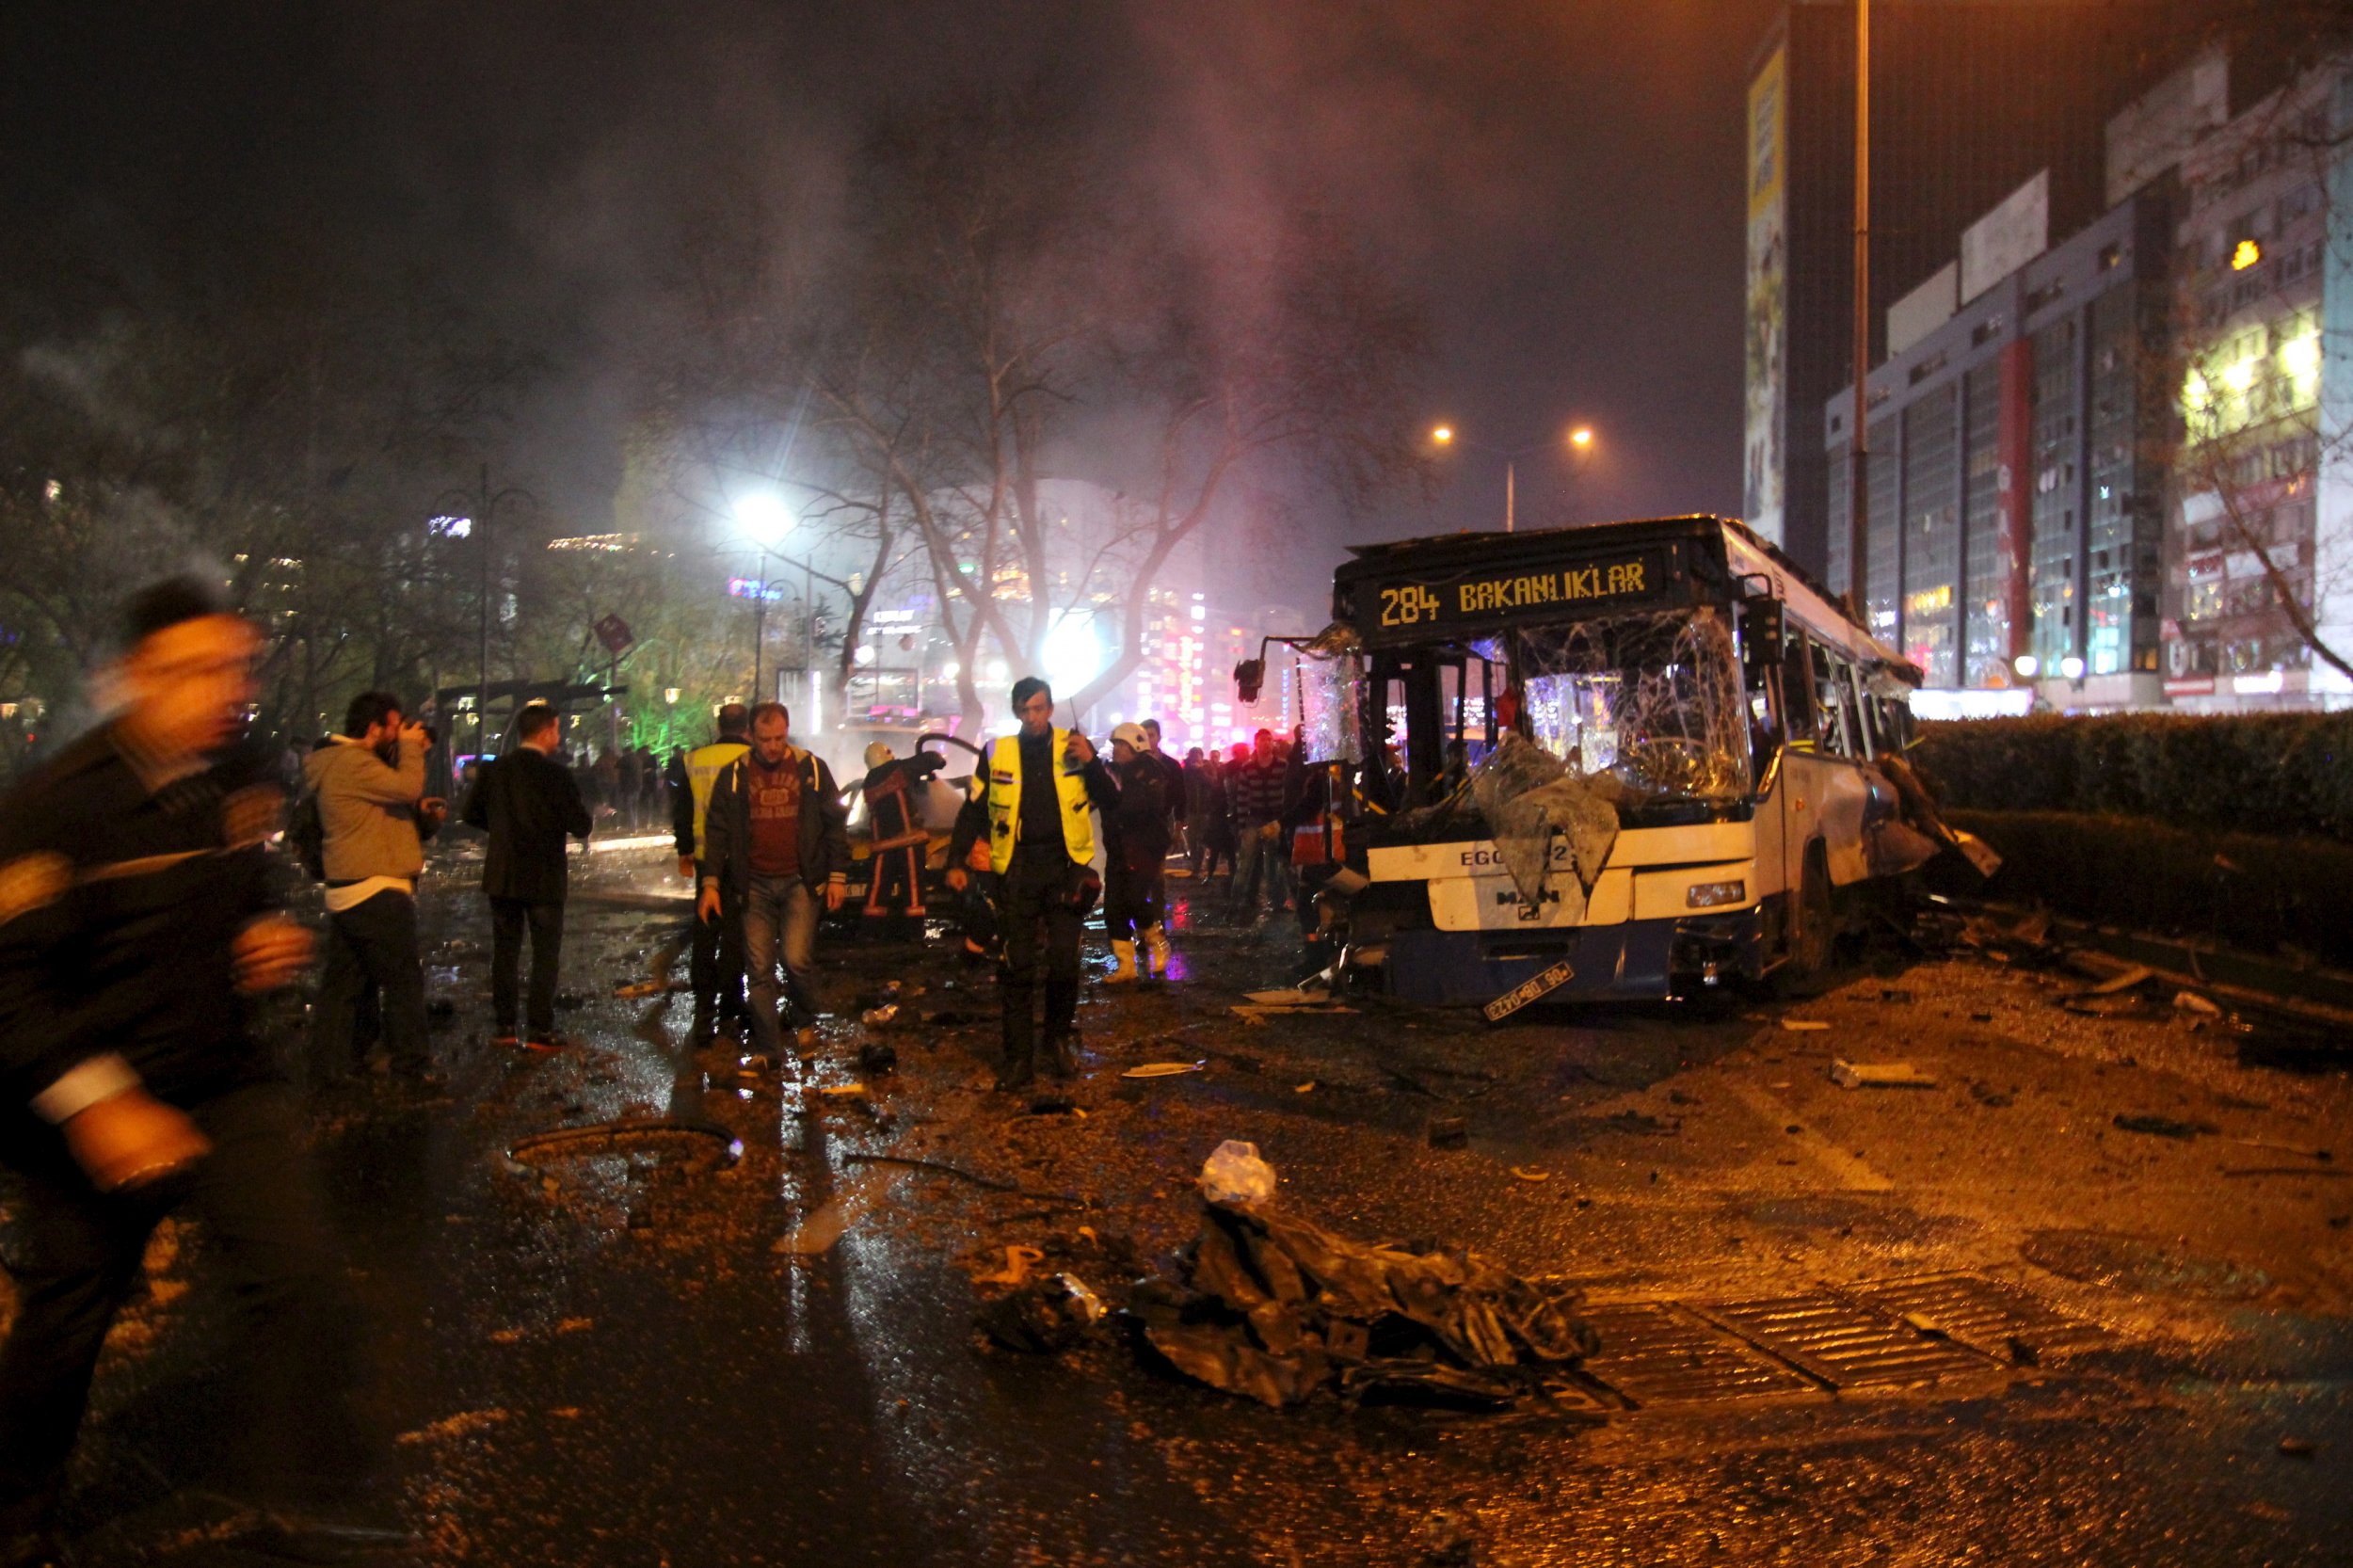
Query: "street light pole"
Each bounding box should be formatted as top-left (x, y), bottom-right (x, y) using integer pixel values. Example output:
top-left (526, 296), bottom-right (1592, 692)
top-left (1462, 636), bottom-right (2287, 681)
top-left (1431, 424), bottom-right (1592, 535)
top-left (1849, 0), bottom-right (1872, 622)
top-left (752, 565), bottom-right (768, 710)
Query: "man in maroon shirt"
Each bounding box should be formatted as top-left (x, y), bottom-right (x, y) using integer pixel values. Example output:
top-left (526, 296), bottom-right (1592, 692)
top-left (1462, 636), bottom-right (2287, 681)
top-left (698, 704), bottom-right (850, 1066)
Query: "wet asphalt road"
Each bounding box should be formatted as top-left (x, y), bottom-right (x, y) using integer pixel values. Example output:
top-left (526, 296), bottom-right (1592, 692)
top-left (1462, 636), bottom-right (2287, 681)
top-left (19, 842), bottom-right (2353, 1565)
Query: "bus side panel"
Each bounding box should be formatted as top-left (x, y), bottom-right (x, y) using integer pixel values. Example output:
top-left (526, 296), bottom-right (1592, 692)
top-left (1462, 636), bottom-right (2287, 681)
top-left (1752, 763), bottom-right (1788, 904)
top-left (1779, 749), bottom-right (1828, 894)
top-left (1818, 763), bottom-right (1876, 886)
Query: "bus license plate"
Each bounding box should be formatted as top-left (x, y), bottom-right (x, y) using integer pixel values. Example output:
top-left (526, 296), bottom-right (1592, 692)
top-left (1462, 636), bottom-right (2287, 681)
top-left (1483, 959), bottom-right (1576, 1022)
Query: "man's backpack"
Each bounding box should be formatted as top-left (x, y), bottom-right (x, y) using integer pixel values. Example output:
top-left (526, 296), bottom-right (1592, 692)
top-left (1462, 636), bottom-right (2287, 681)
top-left (287, 789), bottom-right (328, 881)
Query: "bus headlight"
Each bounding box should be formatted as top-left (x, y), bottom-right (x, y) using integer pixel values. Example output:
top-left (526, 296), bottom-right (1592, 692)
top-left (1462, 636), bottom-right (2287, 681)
top-left (1686, 880), bottom-right (1747, 909)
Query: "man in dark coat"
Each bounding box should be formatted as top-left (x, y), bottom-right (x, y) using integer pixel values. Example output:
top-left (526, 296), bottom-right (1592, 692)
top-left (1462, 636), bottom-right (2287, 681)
top-left (461, 702), bottom-right (594, 1050)
top-left (0, 579), bottom-right (393, 1564)
top-left (1101, 724), bottom-right (1171, 983)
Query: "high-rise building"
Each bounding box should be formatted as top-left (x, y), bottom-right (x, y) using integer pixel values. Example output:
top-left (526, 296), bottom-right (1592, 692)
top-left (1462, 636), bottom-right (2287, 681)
top-left (1818, 46), bottom-right (2353, 713)
top-left (1746, 1), bottom-right (2177, 576)
top-left (1822, 186), bottom-right (2176, 708)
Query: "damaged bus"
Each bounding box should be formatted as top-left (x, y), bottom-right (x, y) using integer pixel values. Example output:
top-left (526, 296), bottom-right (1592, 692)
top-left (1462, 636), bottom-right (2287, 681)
top-left (1305, 514), bottom-right (1933, 1010)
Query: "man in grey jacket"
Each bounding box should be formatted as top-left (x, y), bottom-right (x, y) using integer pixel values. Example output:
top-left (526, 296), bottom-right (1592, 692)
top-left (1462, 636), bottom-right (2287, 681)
top-left (304, 691), bottom-right (442, 1088)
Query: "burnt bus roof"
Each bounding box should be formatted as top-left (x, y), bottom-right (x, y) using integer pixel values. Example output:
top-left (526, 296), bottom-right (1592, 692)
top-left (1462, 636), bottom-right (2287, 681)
top-left (1333, 513), bottom-right (1914, 679)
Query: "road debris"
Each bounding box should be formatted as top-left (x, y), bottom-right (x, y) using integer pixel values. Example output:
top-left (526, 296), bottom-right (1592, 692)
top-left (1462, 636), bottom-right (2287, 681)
top-left (857, 1042), bottom-right (899, 1075)
top-left (2173, 990), bottom-right (2222, 1016)
top-left (1200, 1141), bottom-right (1277, 1207)
top-left (1779, 1018), bottom-right (1831, 1032)
top-left (1123, 1061), bottom-right (1206, 1079)
top-left (978, 1272), bottom-right (1105, 1353)
top-left (2220, 1136), bottom-right (2331, 1161)
top-left (1509, 1167), bottom-right (1552, 1183)
top-left (1128, 1147), bottom-right (1600, 1410)
top-left (975, 1245), bottom-right (1047, 1287)
top-left (505, 1117), bottom-right (744, 1166)
top-left (1428, 1116), bottom-right (1469, 1149)
top-left (1830, 1059), bottom-right (1939, 1090)
top-left (2111, 1113), bottom-right (2218, 1140)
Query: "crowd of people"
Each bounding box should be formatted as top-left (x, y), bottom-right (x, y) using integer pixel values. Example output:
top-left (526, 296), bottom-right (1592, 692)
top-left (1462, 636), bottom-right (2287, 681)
top-left (0, 576), bottom-right (1356, 1565)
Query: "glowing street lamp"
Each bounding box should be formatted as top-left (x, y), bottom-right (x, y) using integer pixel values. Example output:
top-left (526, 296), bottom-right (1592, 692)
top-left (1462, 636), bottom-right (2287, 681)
top-left (735, 490), bottom-right (796, 548)
top-left (1428, 422), bottom-right (1595, 532)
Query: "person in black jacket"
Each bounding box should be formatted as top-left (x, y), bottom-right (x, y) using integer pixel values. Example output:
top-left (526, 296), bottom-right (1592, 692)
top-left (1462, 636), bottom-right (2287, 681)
top-left (0, 579), bottom-right (395, 1564)
top-left (1101, 724), bottom-right (1171, 983)
top-left (697, 703), bottom-right (851, 1066)
top-left (461, 702), bottom-right (594, 1050)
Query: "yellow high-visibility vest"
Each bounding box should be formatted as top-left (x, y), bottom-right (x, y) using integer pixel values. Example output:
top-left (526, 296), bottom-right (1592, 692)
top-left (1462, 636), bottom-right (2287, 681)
top-left (685, 741), bottom-right (749, 862)
top-left (985, 729), bottom-right (1094, 872)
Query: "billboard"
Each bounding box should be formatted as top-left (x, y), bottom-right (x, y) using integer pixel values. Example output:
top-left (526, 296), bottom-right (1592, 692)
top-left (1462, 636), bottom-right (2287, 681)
top-left (1961, 171), bottom-right (2049, 304)
top-left (1743, 45), bottom-right (1788, 547)
top-left (1887, 262), bottom-right (1958, 359)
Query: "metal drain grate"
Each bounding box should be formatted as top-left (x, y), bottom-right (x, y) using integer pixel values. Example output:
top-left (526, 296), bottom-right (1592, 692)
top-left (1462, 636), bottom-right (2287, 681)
top-left (1580, 1301), bottom-right (1826, 1407)
top-left (1840, 1272), bottom-right (2111, 1364)
top-left (1695, 1291), bottom-right (2005, 1391)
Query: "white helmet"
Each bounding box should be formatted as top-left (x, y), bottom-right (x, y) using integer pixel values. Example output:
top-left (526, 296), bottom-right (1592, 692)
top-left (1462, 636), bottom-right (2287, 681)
top-left (1109, 722), bottom-right (1149, 751)
top-left (863, 742), bottom-right (893, 770)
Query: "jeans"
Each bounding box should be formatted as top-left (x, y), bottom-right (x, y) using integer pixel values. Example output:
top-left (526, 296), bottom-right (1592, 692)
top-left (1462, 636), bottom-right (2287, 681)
top-left (742, 875), bottom-right (822, 1056)
top-left (0, 1084), bottom-right (373, 1512)
top-left (1231, 821), bottom-right (1289, 917)
top-left (312, 889), bottom-right (428, 1080)
top-left (688, 867), bottom-right (744, 1022)
top-left (489, 897), bottom-right (566, 1038)
top-left (999, 845), bottom-right (1082, 1077)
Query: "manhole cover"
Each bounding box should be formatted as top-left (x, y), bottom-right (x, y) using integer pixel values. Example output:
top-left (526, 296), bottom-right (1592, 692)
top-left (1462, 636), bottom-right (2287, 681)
top-left (1840, 1272), bottom-right (2111, 1363)
top-left (1581, 1301), bottom-right (1824, 1406)
top-left (2021, 1229), bottom-right (2271, 1301)
top-left (1696, 1292), bottom-right (2004, 1391)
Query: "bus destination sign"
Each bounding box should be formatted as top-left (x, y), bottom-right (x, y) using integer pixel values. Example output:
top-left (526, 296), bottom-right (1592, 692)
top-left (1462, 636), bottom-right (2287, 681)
top-left (1365, 547), bottom-right (1667, 632)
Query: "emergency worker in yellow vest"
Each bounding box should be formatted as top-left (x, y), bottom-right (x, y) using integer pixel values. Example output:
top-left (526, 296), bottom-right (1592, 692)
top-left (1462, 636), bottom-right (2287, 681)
top-left (946, 677), bottom-right (1119, 1090)
top-left (671, 703), bottom-right (751, 1042)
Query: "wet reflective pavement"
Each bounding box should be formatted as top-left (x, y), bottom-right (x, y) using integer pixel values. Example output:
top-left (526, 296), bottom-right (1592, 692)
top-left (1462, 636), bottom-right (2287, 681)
top-left (22, 849), bottom-right (2353, 1564)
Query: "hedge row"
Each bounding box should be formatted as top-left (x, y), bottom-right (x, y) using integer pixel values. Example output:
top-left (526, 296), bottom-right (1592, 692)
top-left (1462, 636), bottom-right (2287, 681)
top-left (1940, 808), bottom-right (2353, 968)
top-left (1913, 712), bottom-right (2353, 842)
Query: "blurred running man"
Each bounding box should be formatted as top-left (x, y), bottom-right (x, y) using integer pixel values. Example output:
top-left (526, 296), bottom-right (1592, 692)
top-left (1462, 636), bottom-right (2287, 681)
top-left (0, 578), bottom-right (397, 1563)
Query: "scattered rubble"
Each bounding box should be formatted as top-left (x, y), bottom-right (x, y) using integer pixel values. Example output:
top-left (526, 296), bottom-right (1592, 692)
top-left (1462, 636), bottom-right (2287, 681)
top-left (2111, 1113), bottom-right (2218, 1140)
top-left (978, 1272), bottom-right (1105, 1353)
top-left (1830, 1059), bottom-right (1938, 1090)
top-left (1127, 1147), bottom-right (1601, 1410)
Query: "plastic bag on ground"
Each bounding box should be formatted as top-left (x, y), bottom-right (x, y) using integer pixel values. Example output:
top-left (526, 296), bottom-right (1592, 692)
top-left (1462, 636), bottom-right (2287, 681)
top-left (1199, 1140), bottom-right (1276, 1208)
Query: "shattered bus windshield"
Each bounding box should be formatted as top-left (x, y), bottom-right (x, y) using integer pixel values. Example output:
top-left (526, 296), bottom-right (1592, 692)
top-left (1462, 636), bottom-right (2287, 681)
top-left (1516, 607), bottom-right (1752, 805)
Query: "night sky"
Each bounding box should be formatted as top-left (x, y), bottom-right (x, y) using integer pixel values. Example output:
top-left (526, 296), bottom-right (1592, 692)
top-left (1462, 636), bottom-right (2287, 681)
top-left (2, 0), bottom-right (1785, 607)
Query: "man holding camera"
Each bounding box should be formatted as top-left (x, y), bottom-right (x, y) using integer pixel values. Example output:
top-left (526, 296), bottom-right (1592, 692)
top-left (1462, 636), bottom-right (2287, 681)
top-left (947, 677), bottom-right (1119, 1090)
top-left (305, 691), bottom-right (443, 1090)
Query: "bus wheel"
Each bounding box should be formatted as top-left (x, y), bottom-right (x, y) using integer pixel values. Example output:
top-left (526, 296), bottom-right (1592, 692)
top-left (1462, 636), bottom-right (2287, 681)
top-left (1774, 851), bottom-right (1834, 997)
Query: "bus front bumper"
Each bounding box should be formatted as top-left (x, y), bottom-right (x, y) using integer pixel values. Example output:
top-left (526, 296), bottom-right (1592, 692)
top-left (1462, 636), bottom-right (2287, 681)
top-left (1381, 904), bottom-right (1780, 1007)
